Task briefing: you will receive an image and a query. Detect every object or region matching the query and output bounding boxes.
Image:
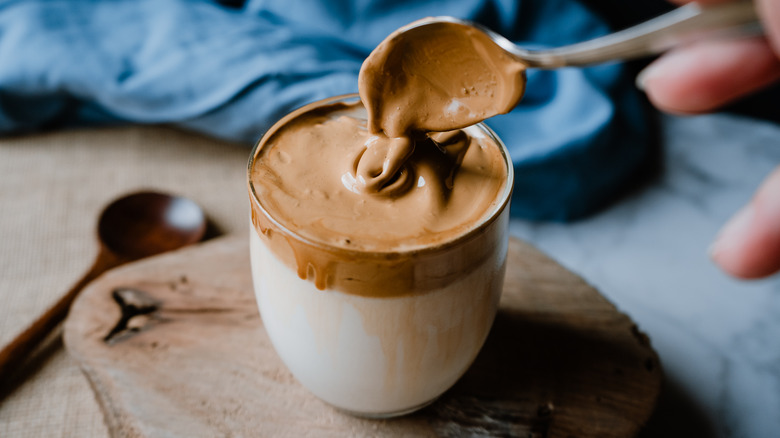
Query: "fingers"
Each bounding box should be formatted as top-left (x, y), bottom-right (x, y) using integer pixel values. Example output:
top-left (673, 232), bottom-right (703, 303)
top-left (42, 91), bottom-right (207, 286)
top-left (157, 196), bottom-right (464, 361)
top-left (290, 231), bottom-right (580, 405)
top-left (639, 0), bottom-right (780, 114)
top-left (757, 0), bottom-right (780, 56)
top-left (637, 37), bottom-right (780, 114)
top-left (711, 167), bottom-right (780, 279)
top-left (644, 2), bottom-right (780, 279)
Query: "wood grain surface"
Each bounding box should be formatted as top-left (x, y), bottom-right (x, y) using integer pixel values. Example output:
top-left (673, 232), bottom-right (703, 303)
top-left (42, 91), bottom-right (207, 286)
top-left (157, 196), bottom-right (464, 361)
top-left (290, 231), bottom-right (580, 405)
top-left (64, 235), bottom-right (661, 438)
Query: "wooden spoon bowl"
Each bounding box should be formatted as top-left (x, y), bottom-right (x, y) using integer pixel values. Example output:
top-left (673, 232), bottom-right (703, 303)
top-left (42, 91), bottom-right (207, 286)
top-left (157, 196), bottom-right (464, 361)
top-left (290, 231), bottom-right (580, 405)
top-left (0, 191), bottom-right (206, 384)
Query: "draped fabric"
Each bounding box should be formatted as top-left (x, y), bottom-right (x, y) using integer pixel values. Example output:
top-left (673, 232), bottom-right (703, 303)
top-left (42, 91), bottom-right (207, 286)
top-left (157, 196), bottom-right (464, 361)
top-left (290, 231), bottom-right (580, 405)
top-left (0, 0), bottom-right (649, 220)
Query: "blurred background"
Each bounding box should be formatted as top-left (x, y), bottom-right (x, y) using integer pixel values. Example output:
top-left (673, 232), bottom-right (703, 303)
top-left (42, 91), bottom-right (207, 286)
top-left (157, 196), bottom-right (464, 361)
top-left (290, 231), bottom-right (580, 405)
top-left (1, 1), bottom-right (779, 437)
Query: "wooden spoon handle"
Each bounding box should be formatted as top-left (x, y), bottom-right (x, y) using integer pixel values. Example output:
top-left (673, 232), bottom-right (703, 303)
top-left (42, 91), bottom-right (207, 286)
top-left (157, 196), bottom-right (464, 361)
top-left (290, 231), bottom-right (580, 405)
top-left (0, 248), bottom-right (125, 382)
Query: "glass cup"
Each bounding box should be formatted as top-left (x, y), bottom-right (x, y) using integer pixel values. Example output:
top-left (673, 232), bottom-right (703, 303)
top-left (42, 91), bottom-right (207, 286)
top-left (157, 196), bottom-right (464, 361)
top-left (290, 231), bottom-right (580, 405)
top-left (247, 94), bottom-right (513, 417)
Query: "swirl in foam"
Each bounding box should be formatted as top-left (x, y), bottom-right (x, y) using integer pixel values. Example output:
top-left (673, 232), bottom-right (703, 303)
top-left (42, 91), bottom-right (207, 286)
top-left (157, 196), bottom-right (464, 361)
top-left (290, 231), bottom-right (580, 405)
top-left (250, 100), bottom-right (508, 258)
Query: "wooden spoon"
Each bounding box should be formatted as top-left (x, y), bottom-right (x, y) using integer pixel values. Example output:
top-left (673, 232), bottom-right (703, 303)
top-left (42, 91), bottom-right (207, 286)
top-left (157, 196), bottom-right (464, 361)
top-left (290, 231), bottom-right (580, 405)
top-left (0, 191), bottom-right (207, 381)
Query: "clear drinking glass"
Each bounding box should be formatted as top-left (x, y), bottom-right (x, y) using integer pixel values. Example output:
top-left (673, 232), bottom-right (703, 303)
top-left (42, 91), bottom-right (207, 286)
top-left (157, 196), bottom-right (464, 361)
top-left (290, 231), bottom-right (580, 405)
top-left (247, 94), bottom-right (513, 417)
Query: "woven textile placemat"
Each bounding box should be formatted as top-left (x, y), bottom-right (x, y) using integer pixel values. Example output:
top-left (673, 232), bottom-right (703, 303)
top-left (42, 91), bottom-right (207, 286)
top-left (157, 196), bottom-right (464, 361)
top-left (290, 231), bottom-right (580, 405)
top-left (0, 126), bottom-right (250, 437)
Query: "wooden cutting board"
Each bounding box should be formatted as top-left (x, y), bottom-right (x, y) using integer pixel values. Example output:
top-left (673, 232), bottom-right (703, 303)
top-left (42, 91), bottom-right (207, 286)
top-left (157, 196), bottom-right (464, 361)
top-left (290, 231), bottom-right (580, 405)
top-left (64, 235), bottom-right (661, 438)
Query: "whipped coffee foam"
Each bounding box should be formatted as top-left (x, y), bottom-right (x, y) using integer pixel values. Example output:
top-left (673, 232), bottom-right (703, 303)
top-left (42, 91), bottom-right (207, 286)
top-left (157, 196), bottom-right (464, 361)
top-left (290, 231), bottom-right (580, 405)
top-left (359, 17), bottom-right (527, 138)
top-left (351, 17), bottom-right (525, 213)
top-left (249, 98), bottom-right (509, 296)
top-left (251, 102), bottom-right (505, 249)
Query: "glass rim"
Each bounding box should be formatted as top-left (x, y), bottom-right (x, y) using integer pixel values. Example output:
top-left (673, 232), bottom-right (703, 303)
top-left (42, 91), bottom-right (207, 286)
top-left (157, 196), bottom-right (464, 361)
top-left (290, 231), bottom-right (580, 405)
top-left (247, 93), bottom-right (514, 257)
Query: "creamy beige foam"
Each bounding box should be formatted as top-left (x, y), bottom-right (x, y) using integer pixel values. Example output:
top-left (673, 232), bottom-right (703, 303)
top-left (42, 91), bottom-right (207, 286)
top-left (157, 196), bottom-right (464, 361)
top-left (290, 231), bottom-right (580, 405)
top-left (251, 101), bottom-right (506, 250)
top-left (359, 17), bottom-right (527, 138)
top-left (249, 98), bottom-right (509, 297)
top-left (349, 17), bottom-right (524, 222)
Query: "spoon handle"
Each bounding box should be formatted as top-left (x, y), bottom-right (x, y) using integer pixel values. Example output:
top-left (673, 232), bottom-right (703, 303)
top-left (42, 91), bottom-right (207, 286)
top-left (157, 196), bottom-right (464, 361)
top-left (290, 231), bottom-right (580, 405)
top-left (0, 248), bottom-right (125, 384)
top-left (515, 0), bottom-right (762, 68)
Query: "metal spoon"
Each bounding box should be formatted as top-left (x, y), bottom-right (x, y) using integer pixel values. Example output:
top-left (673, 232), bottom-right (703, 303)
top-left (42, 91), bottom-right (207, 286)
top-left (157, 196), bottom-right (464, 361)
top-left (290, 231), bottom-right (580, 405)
top-left (359, 1), bottom-right (762, 136)
top-left (0, 191), bottom-right (207, 381)
top-left (413, 1), bottom-right (761, 69)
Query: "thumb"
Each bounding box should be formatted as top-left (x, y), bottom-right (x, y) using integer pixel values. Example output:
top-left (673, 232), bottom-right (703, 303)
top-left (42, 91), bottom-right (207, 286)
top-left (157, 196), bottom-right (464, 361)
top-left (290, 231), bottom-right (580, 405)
top-left (711, 166), bottom-right (780, 279)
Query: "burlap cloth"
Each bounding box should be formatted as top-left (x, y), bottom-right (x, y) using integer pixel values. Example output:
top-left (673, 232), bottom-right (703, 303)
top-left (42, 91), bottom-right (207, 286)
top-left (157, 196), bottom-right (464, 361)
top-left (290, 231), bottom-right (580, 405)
top-left (0, 126), bottom-right (251, 437)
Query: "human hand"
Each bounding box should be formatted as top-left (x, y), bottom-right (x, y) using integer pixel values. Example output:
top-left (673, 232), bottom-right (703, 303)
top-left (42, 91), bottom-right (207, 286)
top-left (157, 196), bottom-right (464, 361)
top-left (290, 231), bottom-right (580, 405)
top-left (637, 0), bottom-right (780, 279)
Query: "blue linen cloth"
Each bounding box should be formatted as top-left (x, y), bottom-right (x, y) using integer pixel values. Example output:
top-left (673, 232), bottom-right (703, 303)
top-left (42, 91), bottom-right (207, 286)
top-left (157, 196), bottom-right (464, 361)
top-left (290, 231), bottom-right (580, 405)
top-left (0, 0), bottom-right (649, 221)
